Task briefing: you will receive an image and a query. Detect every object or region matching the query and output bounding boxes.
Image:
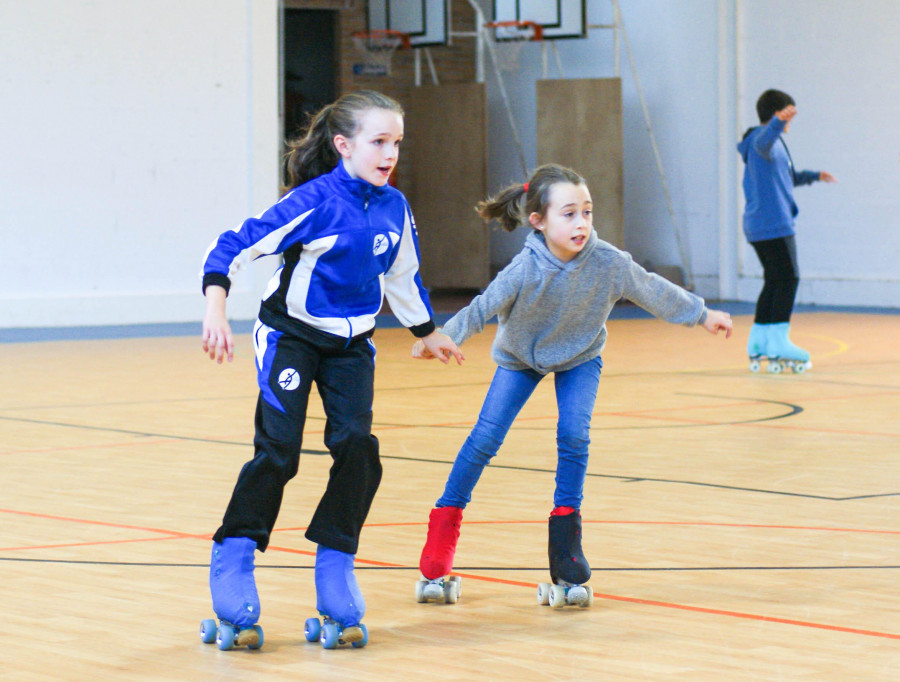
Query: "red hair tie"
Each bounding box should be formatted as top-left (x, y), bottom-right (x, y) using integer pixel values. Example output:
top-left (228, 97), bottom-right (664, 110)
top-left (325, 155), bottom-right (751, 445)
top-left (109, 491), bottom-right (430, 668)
top-left (523, 182), bottom-right (529, 193)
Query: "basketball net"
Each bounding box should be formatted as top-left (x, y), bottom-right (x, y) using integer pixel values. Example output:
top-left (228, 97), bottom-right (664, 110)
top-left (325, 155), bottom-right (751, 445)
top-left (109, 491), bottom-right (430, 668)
top-left (483, 21), bottom-right (542, 72)
top-left (351, 30), bottom-right (410, 77)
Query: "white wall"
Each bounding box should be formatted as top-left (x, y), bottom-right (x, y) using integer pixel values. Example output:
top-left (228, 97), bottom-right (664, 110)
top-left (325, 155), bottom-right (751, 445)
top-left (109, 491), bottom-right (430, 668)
top-left (737, 0), bottom-right (900, 307)
top-left (2, 0), bottom-right (898, 329)
top-left (478, 0), bottom-right (900, 306)
top-left (0, 0), bottom-right (280, 328)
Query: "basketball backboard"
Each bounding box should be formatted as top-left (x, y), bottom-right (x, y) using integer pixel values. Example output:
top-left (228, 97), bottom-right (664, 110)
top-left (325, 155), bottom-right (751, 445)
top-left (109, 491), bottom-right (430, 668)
top-left (492, 0), bottom-right (587, 39)
top-left (367, 0), bottom-right (448, 47)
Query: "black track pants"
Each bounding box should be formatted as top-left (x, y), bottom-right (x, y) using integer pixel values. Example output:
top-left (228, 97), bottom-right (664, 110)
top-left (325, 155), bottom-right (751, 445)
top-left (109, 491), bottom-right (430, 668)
top-left (213, 321), bottom-right (382, 555)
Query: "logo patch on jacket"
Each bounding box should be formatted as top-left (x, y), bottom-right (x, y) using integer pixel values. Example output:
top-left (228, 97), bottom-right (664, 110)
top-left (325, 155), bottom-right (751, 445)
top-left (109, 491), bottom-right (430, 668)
top-left (373, 234), bottom-right (389, 256)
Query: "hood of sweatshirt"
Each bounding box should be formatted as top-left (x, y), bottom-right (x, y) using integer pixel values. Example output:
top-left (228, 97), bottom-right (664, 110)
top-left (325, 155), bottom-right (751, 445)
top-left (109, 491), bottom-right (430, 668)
top-left (522, 229), bottom-right (600, 271)
top-left (736, 128), bottom-right (757, 163)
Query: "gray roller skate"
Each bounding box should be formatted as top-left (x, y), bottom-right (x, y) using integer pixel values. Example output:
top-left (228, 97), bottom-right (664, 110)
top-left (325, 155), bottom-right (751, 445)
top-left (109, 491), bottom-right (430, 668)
top-left (200, 537), bottom-right (264, 650)
top-left (537, 508), bottom-right (593, 609)
top-left (304, 545), bottom-right (368, 649)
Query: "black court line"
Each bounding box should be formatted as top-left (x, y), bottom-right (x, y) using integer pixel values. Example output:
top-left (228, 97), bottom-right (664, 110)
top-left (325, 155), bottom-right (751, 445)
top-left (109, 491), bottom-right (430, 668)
top-left (380, 454), bottom-right (899, 501)
top-left (2, 396), bottom-right (896, 500)
top-left (0, 414), bottom-right (328, 456)
top-left (0, 557), bottom-right (897, 572)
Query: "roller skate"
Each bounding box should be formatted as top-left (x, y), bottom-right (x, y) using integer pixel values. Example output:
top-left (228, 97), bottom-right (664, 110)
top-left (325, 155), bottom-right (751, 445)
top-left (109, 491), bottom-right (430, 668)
top-left (200, 537), bottom-right (264, 650)
top-left (415, 506), bottom-right (463, 604)
top-left (537, 507), bottom-right (593, 609)
top-left (747, 322), bottom-right (772, 373)
top-left (764, 322), bottom-right (812, 374)
top-left (304, 545), bottom-right (368, 649)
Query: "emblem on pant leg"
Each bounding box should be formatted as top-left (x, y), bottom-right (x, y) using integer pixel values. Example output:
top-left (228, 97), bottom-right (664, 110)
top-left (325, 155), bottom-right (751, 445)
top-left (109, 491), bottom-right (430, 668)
top-left (278, 368), bottom-right (300, 391)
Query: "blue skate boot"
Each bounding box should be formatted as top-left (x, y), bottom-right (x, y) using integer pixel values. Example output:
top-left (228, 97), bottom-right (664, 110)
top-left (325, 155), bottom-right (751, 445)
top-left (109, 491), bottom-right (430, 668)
top-left (766, 322), bottom-right (812, 374)
top-left (199, 537), bottom-right (263, 650)
top-left (747, 323), bottom-right (772, 373)
top-left (537, 507), bottom-right (593, 609)
top-left (303, 545), bottom-right (368, 649)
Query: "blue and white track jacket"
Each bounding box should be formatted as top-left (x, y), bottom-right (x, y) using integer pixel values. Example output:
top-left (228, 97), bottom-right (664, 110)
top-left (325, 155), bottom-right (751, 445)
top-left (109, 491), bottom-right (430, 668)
top-left (201, 161), bottom-right (435, 340)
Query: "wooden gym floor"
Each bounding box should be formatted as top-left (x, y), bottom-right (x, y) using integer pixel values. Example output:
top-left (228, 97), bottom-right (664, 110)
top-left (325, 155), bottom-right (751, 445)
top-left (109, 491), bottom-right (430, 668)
top-left (1, 309), bottom-right (898, 680)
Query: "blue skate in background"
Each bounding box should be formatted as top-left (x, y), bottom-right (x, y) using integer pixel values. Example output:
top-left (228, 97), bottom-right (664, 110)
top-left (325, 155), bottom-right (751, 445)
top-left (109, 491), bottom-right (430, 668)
top-left (199, 537), bottom-right (264, 650)
top-left (303, 545), bottom-right (368, 649)
top-left (748, 322), bottom-right (811, 374)
top-left (765, 322), bottom-right (812, 374)
top-left (537, 509), bottom-right (594, 609)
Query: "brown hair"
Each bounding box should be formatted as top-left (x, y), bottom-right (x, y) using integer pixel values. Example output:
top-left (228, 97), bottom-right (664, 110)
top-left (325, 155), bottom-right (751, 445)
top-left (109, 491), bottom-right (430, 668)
top-left (282, 90), bottom-right (404, 192)
top-left (476, 163), bottom-right (586, 232)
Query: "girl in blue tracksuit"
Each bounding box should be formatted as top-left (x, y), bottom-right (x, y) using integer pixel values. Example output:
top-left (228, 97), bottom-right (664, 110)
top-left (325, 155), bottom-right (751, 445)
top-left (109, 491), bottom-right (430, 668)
top-left (737, 89), bottom-right (836, 371)
top-left (199, 90), bottom-right (462, 646)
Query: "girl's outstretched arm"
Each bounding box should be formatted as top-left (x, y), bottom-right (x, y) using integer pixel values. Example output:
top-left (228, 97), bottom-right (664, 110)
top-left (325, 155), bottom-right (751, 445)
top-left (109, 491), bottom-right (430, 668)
top-left (702, 309), bottom-right (733, 338)
top-left (413, 331), bottom-right (465, 365)
top-left (202, 285), bottom-right (234, 364)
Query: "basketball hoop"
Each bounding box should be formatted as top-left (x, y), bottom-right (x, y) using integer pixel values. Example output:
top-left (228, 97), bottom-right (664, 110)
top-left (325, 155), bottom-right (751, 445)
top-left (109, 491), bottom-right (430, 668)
top-left (483, 21), bottom-right (543, 72)
top-left (351, 29), bottom-right (411, 77)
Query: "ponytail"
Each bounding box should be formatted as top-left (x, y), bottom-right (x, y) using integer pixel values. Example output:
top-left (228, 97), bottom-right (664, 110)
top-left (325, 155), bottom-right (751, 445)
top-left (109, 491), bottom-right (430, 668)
top-left (476, 164), bottom-right (586, 232)
top-left (476, 183), bottom-right (528, 232)
top-left (283, 104), bottom-right (339, 191)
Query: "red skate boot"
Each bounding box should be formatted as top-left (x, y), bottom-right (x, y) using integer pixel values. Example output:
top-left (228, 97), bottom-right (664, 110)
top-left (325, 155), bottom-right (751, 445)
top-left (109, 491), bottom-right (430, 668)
top-left (416, 506), bottom-right (463, 604)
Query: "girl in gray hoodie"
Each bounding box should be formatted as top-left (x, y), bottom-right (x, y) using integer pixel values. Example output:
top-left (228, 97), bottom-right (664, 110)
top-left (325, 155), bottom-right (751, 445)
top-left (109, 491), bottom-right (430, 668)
top-left (412, 164), bottom-right (732, 607)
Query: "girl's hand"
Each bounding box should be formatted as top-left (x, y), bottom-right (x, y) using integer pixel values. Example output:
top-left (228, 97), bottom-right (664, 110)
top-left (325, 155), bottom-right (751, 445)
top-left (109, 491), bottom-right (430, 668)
top-left (202, 285), bottom-right (234, 364)
top-left (775, 104), bottom-right (797, 122)
top-left (702, 309), bottom-right (733, 338)
top-left (411, 339), bottom-right (434, 359)
top-left (416, 331), bottom-right (464, 365)
top-left (819, 171), bottom-right (837, 183)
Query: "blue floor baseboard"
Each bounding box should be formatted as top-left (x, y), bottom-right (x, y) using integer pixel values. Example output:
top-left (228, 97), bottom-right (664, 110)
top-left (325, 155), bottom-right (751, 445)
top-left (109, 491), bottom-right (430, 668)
top-left (2, 303), bottom-right (897, 344)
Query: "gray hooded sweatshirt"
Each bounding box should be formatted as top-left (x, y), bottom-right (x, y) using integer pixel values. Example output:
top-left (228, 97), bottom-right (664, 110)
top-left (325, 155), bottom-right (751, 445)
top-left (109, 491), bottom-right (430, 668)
top-left (442, 230), bottom-right (707, 375)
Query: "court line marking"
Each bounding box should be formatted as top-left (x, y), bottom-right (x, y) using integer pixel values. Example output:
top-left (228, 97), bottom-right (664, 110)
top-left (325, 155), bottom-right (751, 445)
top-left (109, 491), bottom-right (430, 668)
top-left (2, 510), bottom-right (897, 640)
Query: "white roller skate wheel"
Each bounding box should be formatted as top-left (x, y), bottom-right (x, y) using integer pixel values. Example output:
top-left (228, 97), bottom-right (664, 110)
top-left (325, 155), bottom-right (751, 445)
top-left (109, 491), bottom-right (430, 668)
top-left (449, 575), bottom-right (462, 599)
top-left (566, 585), bottom-right (589, 606)
top-left (443, 579), bottom-right (458, 604)
top-left (422, 580), bottom-right (444, 602)
top-left (548, 584), bottom-right (567, 609)
top-left (767, 360), bottom-right (782, 374)
top-left (794, 361), bottom-right (809, 374)
top-left (580, 585), bottom-right (594, 608)
top-left (537, 582), bottom-right (551, 605)
top-left (749, 359), bottom-right (760, 373)
top-left (415, 579), bottom-right (427, 603)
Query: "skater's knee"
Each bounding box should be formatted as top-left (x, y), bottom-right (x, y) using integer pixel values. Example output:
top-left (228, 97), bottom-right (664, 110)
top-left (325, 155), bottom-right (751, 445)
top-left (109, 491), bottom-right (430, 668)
top-left (556, 433), bottom-right (590, 456)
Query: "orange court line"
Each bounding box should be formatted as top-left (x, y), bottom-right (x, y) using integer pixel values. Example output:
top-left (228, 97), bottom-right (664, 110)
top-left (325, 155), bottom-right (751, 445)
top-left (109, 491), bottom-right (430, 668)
top-left (359, 519), bottom-right (900, 535)
top-left (445, 571), bottom-right (900, 641)
top-left (0, 508), bottom-right (202, 538)
top-left (0, 535), bottom-right (190, 552)
top-left (3, 509), bottom-right (896, 640)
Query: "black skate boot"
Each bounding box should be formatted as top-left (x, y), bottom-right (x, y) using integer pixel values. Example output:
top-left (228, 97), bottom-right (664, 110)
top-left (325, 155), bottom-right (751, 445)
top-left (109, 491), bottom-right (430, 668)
top-left (537, 507), bottom-right (593, 609)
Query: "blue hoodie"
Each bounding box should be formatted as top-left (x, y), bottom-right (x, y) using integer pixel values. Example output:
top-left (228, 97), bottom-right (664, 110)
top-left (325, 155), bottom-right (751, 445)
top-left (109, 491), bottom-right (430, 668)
top-left (737, 116), bottom-right (820, 242)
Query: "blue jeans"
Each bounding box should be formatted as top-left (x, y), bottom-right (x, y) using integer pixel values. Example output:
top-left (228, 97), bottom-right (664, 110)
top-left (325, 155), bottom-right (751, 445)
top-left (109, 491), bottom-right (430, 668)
top-left (437, 355), bottom-right (603, 510)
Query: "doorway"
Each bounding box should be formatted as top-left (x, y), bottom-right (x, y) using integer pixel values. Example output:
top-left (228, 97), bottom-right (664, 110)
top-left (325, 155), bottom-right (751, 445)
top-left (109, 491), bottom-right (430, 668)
top-left (281, 8), bottom-right (338, 143)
